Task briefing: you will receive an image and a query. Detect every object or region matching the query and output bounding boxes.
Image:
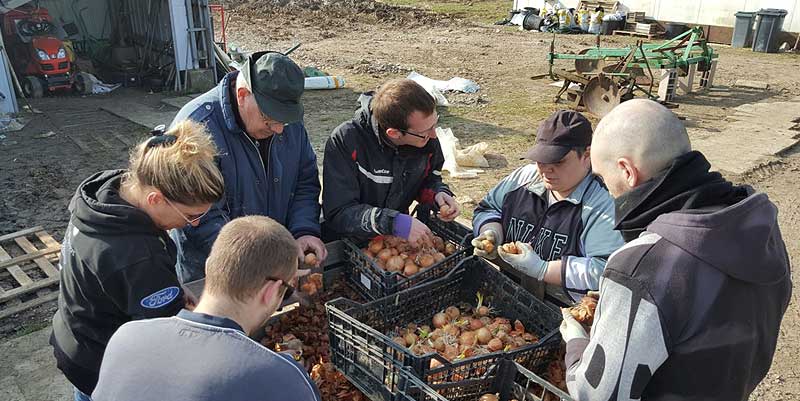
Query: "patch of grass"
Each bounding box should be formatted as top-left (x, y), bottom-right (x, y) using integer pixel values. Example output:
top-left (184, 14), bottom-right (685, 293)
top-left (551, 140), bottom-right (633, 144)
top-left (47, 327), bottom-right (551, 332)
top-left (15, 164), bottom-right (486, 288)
top-left (11, 321), bottom-right (50, 339)
top-left (380, 0), bottom-right (509, 24)
top-left (487, 90), bottom-right (558, 126)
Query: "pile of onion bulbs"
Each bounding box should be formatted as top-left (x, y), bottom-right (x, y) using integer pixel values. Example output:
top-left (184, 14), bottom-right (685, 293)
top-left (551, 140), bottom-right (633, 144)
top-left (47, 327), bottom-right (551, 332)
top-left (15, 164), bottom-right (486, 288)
top-left (390, 293), bottom-right (539, 367)
top-left (363, 235), bottom-right (457, 277)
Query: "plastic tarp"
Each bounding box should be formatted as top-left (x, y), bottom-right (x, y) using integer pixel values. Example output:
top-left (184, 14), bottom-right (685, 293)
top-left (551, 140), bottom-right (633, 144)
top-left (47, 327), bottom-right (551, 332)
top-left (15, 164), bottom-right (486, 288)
top-left (407, 71), bottom-right (481, 106)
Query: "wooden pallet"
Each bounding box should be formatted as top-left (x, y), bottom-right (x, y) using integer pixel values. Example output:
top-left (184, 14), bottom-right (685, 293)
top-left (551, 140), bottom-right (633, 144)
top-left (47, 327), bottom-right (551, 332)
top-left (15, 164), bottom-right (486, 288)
top-left (0, 227), bottom-right (61, 320)
top-left (613, 30), bottom-right (662, 39)
top-left (578, 0), bottom-right (618, 13)
top-left (626, 11), bottom-right (645, 24)
top-left (636, 23), bottom-right (657, 35)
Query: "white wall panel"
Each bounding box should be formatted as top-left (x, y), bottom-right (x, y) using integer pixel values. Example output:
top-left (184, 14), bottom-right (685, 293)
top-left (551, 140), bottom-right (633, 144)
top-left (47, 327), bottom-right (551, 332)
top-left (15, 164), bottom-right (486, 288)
top-left (511, 0), bottom-right (799, 31)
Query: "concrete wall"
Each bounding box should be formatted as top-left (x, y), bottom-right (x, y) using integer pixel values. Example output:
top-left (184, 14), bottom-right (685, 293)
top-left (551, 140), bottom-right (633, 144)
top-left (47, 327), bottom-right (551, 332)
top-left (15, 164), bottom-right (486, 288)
top-left (513, 0), bottom-right (800, 33)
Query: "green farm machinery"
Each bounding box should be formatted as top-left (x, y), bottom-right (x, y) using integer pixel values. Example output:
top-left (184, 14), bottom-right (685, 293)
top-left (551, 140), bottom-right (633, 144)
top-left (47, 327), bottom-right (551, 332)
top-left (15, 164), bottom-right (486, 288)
top-left (546, 27), bottom-right (719, 116)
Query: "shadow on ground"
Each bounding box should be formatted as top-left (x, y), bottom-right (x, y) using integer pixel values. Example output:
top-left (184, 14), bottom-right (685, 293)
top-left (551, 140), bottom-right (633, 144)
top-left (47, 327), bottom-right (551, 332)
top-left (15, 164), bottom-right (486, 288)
top-left (678, 85), bottom-right (779, 110)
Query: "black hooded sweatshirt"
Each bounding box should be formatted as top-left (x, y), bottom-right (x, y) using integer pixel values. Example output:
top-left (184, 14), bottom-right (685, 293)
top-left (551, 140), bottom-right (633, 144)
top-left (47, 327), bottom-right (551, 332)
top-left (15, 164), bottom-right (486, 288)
top-left (321, 93), bottom-right (452, 241)
top-left (50, 170), bottom-right (185, 394)
top-left (565, 152), bottom-right (792, 401)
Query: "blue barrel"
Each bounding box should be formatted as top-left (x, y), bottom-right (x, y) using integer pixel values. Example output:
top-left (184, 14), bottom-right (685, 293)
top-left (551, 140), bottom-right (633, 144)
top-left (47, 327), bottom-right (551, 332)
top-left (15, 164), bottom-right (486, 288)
top-left (752, 9), bottom-right (788, 53)
top-left (731, 11), bottom-right (756, 48)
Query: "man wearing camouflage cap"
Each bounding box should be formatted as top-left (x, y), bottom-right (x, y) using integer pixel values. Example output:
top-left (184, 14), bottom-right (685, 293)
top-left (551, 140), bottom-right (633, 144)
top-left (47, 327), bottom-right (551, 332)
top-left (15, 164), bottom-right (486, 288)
top-left (170, 51), bottom-right (326, 283)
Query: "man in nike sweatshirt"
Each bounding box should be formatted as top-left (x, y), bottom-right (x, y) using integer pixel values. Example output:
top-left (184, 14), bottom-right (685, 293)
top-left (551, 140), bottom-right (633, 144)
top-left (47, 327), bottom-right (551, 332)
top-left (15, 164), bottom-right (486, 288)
top-left (560, 99), bottom-right (792, 401)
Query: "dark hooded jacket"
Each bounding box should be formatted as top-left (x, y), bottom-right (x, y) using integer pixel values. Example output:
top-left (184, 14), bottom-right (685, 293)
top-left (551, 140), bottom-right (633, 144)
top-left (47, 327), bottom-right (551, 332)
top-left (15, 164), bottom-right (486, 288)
top-left (565, 152), bottom-right (792, 401)
top-left (321, 93), bottom-right (452, 241)
top-left (51, 170), bottom-right (184, 395)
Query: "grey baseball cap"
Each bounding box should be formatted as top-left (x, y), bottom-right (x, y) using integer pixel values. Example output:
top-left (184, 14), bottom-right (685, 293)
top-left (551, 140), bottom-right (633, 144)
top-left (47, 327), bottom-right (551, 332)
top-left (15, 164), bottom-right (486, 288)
top-left (524, 110), bottom-right (593, 163)
top-left (241, 51), bottom-right (305, 124)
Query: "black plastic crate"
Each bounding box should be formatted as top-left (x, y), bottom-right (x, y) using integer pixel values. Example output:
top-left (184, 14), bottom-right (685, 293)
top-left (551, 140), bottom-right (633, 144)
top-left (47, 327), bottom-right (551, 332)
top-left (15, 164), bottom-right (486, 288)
top-left (326, 257), bottom-right (562, 401)
top-left (397, 359), bottom-right (573, 401)
top-left (343, 209), bottom-right (473, 301)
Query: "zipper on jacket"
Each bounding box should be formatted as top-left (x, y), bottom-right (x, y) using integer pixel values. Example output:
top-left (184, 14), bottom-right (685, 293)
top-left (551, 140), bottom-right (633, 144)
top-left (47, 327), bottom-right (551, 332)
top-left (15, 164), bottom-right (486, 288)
top-left (264, 136), bottom-right (275, 211)
top-left (243, 133), bottom-right (270, 204)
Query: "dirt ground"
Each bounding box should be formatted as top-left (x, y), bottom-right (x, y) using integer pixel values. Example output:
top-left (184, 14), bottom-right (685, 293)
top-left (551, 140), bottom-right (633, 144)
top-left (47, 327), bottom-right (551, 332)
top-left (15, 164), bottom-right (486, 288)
top-left (1, 0), bottom-right (799, 398)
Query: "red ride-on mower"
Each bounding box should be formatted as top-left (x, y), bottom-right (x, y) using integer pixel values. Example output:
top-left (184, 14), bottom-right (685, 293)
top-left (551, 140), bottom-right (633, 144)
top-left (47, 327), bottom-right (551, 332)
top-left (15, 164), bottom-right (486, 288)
top-left (2, 6), bottom-right (90, 98)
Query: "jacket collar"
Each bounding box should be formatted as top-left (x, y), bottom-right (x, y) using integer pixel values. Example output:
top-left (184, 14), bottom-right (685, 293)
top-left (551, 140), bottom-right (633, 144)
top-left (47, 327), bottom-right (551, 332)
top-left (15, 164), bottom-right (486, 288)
top-left (218, 71), bottom-right (246, 135)
top-left (528, 169), bottom-right (596, 205)
top-left (370, 113), bottom-right (395, 150)
top-left (177, 309), bottom-right (245, 333)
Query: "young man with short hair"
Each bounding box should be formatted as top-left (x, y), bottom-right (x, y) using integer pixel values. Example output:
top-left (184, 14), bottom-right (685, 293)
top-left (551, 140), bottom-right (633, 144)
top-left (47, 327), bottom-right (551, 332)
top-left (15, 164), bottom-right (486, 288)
top-left (322, 78), bottom-right (460, 244)
top-left (473, 110), bottom-right (623, 304)
top-left (92, 216), bottom-right (321, 401)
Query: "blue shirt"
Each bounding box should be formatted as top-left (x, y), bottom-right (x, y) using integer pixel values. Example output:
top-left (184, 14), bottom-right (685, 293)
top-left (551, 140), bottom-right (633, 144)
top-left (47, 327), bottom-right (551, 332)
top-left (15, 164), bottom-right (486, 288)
top-left (92, 309), bottom-right (322, 401)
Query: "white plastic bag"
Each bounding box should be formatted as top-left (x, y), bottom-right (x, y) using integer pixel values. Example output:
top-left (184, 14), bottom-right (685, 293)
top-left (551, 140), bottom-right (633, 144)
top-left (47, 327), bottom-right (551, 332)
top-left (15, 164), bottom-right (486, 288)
top-left (436, 127), bottom-right (487, 179)
top-left (456, 142), bottom-right (490, 168)
top-left (578, 9), bottom-right (590, 31)
top-left (86, 73), bottom-right (121, 94)
top-left (588, 11), bottom-right (603, 34)
top-left (407, 71), bottom-right (481, 106)
top-left (407, 72), bottom-right (449, 106)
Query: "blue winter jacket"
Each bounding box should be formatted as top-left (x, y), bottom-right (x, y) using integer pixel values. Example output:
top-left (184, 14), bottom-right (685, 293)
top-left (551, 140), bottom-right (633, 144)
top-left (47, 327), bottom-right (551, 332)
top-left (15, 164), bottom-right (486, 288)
top-left (169, 71), bottom-right (321, 283)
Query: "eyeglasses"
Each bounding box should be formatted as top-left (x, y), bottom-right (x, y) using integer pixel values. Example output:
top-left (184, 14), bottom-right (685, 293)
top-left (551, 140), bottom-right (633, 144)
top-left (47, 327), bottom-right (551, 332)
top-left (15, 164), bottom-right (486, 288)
top-left (398, 115), bottom-right (439, 139)
top-left (267, 277), bottom-right (295, 301)
top-left (165, 198), bottom-right (210, 225)
top-left (258, 109), bottom-right (289, 131)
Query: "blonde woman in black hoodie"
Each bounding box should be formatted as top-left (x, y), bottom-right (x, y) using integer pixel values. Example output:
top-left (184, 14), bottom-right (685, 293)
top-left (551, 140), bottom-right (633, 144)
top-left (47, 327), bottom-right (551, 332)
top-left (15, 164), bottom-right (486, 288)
top-left (50, 120), bottom-right (225, 401)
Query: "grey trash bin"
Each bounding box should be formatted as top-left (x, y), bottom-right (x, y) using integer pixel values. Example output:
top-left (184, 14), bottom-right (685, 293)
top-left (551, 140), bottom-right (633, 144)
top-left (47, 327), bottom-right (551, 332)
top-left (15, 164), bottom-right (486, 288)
top-left (752, 8), bottom-right (788, 53)
top-left (732, 11), bottom-right (756, 48)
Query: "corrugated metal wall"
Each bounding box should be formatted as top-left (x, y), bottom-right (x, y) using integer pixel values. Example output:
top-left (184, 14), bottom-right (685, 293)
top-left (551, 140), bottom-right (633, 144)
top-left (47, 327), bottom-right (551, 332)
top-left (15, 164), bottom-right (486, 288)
top-left (33, 0), bottom-right (177, 69)
top-left (36, 0), bottom-right (111, 40)
top-left (122, 0), bottom-right (177, 72)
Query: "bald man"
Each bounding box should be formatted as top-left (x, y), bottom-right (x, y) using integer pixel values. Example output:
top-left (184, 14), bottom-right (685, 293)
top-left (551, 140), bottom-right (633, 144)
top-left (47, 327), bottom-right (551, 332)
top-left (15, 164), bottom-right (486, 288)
top-left (560, 99), bottom-right (791, 401)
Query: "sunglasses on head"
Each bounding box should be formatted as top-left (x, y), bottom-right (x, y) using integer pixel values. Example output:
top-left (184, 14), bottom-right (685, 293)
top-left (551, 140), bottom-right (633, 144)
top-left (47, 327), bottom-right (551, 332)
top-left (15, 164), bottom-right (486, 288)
top-left (146, 124), bottom-right (176, 149)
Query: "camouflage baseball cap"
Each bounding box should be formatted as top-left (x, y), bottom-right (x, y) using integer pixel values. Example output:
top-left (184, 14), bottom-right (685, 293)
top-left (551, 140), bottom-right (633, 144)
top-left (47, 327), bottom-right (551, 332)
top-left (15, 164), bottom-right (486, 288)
top-left (241, 51), bottom-right (305, 124)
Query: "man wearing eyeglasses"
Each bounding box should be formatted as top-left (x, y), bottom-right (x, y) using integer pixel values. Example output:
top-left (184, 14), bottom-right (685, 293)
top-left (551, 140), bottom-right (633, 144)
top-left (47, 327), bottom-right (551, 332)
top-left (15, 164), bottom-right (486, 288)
top-left (93, 216), bottom-right (321, 401)
top-left (322, 79), bottom-right (460, 244)
top-left (169, 51), bottom-right (326, 284)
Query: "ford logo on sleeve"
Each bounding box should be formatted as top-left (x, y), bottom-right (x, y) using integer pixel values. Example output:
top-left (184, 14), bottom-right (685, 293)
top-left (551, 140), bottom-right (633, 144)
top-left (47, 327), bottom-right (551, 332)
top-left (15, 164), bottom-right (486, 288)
top-left (140, 287), bottom-right (181, 309)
